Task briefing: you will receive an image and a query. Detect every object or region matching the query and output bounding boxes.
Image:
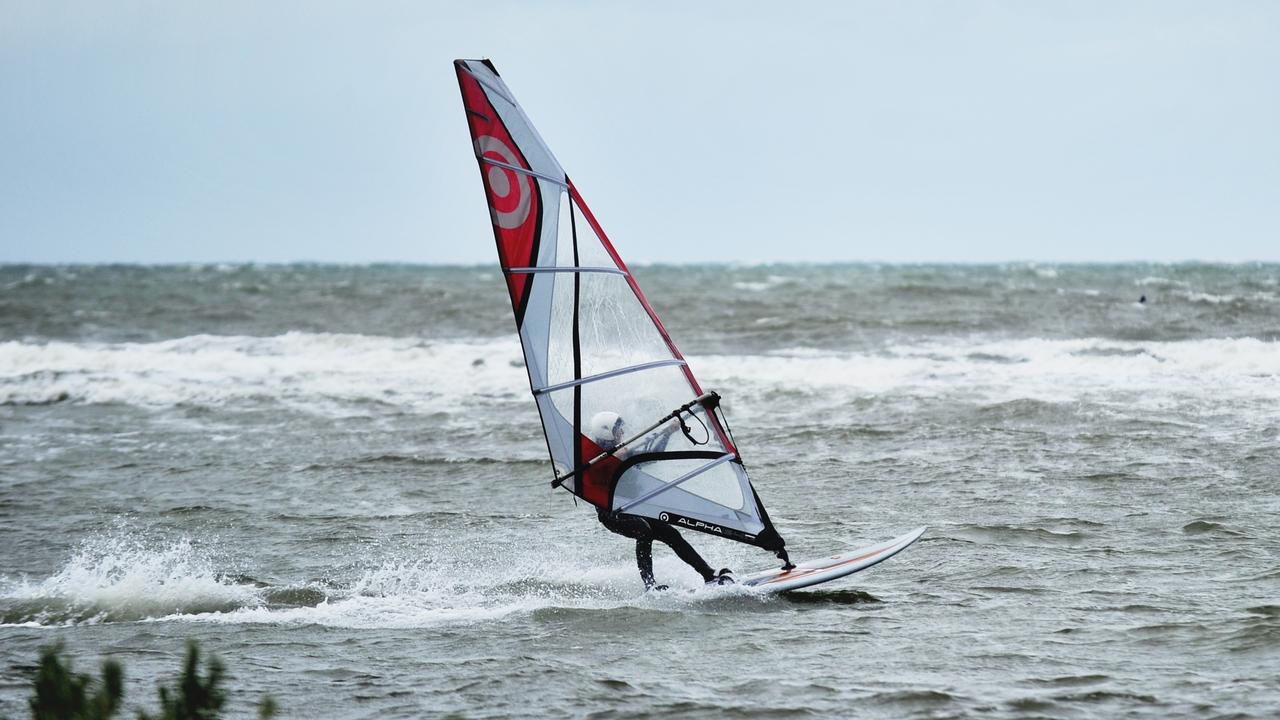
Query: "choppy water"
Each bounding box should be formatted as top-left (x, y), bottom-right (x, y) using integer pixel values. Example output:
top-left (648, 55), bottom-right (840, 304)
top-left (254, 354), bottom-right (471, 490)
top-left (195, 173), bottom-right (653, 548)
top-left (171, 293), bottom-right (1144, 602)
top-left (1, 262), bottom-right (1278, 718)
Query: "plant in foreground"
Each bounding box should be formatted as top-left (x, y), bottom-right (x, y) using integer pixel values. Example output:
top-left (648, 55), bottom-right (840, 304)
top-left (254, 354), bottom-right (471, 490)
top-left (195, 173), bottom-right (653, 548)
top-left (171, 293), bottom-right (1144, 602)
top-left (27, 642), bottom-right (276, 720)
top-left (29, 645), bottom-right (122, 720)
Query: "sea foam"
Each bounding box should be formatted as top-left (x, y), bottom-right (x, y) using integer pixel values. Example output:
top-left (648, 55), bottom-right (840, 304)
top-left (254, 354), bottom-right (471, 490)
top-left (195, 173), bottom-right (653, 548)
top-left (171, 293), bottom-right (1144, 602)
top-left (0, 523), bottom-right (753, 629)
top-left (703, 337), bottom-right (1280, 424)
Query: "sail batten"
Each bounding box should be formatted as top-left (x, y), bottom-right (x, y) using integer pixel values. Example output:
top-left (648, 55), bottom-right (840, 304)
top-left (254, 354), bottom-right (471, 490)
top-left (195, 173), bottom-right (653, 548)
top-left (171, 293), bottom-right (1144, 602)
top-left (508, 267), bottom-right (627, 276)
top-left (532, 358), bottom-right (688, 395)
top-left (454, 58), bottom-right (787, 555)
top-left (479, 156), bottom-right (569, 187)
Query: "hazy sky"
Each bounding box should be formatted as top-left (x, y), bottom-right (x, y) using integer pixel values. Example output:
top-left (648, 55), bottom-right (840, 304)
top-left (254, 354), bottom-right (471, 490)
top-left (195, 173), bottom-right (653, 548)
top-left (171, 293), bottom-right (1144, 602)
top-left (2, 1), bottom-right (1277, 264)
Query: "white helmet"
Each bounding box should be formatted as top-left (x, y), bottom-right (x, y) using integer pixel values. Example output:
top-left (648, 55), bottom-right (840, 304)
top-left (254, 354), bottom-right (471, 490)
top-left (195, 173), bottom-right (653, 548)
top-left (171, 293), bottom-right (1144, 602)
top-left (588, 411), bottom-right (624, 448)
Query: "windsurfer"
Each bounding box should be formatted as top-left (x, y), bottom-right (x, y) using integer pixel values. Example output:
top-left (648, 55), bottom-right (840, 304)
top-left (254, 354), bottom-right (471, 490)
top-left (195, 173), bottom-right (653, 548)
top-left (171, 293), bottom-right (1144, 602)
top-left (589, 411), bottom-right (734, 590)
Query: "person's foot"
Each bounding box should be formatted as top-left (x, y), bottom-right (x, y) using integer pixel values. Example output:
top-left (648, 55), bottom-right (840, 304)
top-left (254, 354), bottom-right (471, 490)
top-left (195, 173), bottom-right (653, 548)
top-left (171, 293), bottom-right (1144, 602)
top-left (706, 568), bottom-right (735, 586)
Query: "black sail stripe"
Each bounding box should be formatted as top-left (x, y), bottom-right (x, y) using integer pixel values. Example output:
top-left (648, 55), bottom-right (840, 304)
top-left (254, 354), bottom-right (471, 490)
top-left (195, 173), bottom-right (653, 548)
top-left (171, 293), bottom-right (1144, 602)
top-left (570, 186), bottom-right (583, 498)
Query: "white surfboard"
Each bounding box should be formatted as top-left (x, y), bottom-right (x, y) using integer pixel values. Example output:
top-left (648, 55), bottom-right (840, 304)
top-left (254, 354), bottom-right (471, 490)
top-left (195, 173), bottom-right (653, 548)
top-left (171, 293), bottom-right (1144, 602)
top-left (738, 527), bottom-right (927, 593)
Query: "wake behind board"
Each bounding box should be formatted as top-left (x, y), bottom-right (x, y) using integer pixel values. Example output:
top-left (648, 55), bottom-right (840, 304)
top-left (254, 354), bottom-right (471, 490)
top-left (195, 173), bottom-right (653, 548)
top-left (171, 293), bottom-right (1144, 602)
top-left (739, 527), bottom-right (927, 593)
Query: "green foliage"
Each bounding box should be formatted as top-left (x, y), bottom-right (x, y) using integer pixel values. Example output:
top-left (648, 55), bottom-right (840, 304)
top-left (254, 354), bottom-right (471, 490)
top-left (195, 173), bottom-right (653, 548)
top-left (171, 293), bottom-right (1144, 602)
top-left (28, 645), bottom-right (123, 720)
top-left (26, 642), bottom-right (278, 720)
top-left (138, 641), bottom-right (226, 720)
top-left (256, 696), bottom-right (278, 720)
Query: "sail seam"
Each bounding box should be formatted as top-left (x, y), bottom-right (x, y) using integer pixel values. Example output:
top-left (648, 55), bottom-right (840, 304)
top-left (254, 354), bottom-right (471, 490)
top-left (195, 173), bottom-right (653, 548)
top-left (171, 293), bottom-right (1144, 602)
top-left (615, 453), bottom-right (737, 513)
top-left (532, 359), bottom-right (687, 396)
top-left (479, 156), bottom-right (568, 188)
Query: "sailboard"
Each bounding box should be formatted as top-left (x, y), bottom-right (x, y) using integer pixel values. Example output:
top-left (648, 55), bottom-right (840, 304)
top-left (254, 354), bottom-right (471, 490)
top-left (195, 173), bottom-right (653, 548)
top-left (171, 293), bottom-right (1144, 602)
top-left (453, 58), bottom-right (925, 588)
top-left (740, 526), bottom-right (926, 593)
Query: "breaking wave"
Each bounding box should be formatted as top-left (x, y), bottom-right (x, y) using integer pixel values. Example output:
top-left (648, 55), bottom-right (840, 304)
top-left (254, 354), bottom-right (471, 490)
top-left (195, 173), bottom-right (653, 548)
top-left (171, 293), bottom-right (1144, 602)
top-left (0, 333), bottom-right (526, 412)
top-left (2, 334), bottom-right (1277, 417)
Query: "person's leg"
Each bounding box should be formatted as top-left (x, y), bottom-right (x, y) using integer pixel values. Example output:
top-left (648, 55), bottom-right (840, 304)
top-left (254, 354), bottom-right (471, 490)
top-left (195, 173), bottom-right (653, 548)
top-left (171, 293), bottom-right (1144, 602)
top-left (598, 510), bottom-right (662, 588)
top-left (650, 522), bottom-right (715, 582)
top-left (599, 508), bottom-right (650, 539)
top-left (635, 539), bottom-right (657, 589)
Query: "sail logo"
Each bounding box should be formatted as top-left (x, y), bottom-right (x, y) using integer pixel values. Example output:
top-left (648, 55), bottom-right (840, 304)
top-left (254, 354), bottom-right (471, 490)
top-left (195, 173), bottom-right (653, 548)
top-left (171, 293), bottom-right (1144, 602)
top-left (661, 513), bottom-right (724, 535)
top-left (678, 518), bottom-right (724, 535)
top-left (475, 135), bottom-right (534, 230)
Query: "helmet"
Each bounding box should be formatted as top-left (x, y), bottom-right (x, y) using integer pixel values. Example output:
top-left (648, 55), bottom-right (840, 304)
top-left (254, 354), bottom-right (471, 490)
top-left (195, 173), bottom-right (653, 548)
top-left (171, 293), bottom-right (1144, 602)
top-left (588, 411), bottom-right (624, 448)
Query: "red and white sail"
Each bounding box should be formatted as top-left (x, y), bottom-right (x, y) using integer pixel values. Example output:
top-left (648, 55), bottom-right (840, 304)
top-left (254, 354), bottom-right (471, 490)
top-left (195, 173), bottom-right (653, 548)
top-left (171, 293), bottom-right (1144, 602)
top-left (454, 59), bottom-right (786, 554)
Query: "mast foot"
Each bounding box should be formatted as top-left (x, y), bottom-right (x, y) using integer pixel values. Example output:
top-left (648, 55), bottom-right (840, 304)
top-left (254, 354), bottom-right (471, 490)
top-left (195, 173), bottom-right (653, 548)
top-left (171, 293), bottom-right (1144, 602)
top-left (777, 549), bottom-right (795, 571)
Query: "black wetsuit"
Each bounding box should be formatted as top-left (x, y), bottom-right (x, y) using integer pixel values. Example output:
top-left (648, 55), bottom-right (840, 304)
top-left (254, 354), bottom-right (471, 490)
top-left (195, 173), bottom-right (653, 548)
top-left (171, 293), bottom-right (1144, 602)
top-left (597, 507), bottom-right (715, 588)
top-left (594, 428), bottom-right (715, 588)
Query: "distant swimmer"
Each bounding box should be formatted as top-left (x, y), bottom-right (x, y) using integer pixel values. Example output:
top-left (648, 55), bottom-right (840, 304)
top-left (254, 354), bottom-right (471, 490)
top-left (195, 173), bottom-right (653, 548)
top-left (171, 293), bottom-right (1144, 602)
top-left (1139, 295), bottom-right (1147, 304)
top-left (588, 410), bottom-right (734, 590)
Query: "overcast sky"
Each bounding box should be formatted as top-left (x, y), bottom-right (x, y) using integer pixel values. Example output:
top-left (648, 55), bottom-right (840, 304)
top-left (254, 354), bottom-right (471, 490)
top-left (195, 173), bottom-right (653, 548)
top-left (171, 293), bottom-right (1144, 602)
top-left (2, 1), bottom-right (1277, 264)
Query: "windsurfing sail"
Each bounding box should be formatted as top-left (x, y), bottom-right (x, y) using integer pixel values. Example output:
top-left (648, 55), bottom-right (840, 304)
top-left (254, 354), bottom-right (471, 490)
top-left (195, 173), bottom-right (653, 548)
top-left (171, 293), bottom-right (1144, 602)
top-left (454, 58), bottom-right (788, 559)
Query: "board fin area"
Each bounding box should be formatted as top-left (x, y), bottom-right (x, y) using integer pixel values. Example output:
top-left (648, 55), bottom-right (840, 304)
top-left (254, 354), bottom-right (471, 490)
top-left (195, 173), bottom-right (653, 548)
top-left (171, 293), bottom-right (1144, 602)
top-left (739, 527), bottom-right (927, 593)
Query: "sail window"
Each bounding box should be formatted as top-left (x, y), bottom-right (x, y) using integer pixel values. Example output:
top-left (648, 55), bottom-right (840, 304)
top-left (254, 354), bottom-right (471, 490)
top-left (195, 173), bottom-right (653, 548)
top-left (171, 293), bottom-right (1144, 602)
top-left (615, 453), bottom-right (736, 513)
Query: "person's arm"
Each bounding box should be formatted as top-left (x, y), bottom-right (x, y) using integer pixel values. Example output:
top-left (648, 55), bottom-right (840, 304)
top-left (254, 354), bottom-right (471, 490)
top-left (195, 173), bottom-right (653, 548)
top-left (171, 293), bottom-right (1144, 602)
top-left (642, 422), bottom-right (680, 453)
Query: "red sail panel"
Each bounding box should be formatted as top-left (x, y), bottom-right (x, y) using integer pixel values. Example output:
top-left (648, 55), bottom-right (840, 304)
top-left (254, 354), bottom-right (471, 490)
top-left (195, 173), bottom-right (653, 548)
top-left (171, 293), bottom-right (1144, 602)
top-left (455, 62), bottom-right (541, 322)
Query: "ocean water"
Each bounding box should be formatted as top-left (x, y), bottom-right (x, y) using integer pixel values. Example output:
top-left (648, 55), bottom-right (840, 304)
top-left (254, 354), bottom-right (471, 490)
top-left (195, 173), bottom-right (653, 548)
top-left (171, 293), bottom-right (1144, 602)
top-left (1, 262), bottom-right (1278, 718)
